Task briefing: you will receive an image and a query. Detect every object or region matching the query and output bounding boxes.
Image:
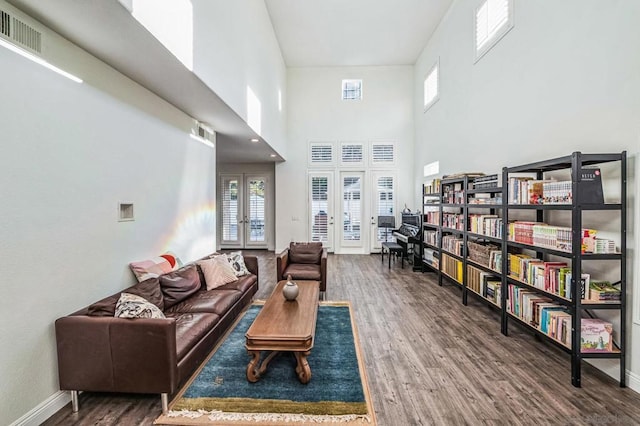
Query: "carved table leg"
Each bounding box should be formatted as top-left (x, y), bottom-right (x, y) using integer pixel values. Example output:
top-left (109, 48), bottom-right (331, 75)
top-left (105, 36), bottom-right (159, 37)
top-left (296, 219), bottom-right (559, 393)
top-left (247, 350), bottom-right (281, 382)
top-left (294, 351), bottom-right (312, 384)
top-left (246, 350), bottom-right (261, 382)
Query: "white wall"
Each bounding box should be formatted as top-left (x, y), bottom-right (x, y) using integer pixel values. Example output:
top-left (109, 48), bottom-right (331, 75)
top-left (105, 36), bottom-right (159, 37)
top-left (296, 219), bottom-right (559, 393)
top-left (191, 0), bottom-right (288, 157)
top-left (216, 162), bottom-right (276, 251)
top-left (277, 66), bottom-right (415, 252)
top-left (414, 0), bottom-right (640, 386)
top-left (0, 3), bottom-right (217, 424)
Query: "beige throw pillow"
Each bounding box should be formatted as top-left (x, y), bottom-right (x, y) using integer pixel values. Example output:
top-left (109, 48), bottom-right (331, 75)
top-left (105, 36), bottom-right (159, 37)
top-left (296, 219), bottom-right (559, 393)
top-left (198, 256), bottom-right (238, 290)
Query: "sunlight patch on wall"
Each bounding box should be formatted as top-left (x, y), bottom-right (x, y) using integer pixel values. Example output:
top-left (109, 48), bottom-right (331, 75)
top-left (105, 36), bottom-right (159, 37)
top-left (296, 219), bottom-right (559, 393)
top-left (130, 0), bottom-right (194, 70)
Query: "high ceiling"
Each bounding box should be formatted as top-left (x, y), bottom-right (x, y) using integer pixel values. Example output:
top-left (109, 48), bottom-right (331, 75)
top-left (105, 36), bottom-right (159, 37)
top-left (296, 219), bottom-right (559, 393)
top-left (5, 0), bottom-right (453, 162)
top-left (265, 0), bottom-right (453, 67)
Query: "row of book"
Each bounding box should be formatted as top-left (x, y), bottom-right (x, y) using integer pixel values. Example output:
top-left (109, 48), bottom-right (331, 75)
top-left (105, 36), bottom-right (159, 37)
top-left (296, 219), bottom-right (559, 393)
top-left (443, 213), bottom-right (464, 230)
top-left (508, 222), bottom-right (618, 254)
top-left (508, 177), bottom-right (573, 205)
top-left (441, 253), bottom-right (463, 283)
top-left (507, 284), bottom-right (572, 348)
top-left (424, 211), bottom-right (440, 226)
top-left (423, 248), bottom-right (439, 268)
top-left (466, 265), bottom-right (501, 306)
top-left (442, 235), bottom-right (463, 256)
top-left (468, 195), bottom-right (502, 205)
top-left (443, 188), bottom-right (465, 204)
top-left (423, 230), bottom-right (438, 246)
top-left (473, 174), bottom-right (500, 189)
top-left (507, 284), bottom-right (615, 352)
top-left (468, 214), bottom-right (502, 238)
top-left (508, 255), bottom-right (580, 299)
top-left (423, 178), bottom-right (442, 195)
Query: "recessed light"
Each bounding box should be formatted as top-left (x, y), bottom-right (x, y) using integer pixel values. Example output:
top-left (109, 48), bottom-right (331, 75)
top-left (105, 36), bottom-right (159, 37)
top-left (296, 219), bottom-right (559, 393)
top-left (270, 154), bottom-right (277, 158)
top-left (251, 138), bottom-right (259, 143)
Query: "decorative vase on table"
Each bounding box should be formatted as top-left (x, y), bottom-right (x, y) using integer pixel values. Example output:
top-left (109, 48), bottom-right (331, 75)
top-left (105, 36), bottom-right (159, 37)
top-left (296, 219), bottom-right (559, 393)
top-left (283, 274), bottom-right (299, 301)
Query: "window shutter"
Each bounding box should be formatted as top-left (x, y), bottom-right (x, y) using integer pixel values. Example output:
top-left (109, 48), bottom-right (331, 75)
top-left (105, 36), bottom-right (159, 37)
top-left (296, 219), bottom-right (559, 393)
top-left (309, 142), bottom-right (335, 166)
top-left (371, 142), bottom-right (395, 166)
top-left (221, 178), bottom-right (239, 241)
top-left (310, 176), bottom-right (329, 243)
top-left (341, 144), bottom-right (363, 163)
top-left (476, 0), bottom-right (512, 57)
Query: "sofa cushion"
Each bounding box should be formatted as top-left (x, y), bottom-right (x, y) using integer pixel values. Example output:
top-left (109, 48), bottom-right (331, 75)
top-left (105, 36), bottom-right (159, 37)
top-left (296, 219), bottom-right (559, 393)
top-left (197, 256), bottom-right (238, 290)
top-left (87, 277), bottom-right (164, 316)
top-left (226, 251), bottom-right (250, 276)
top-left (129, 257), bottom-right (174, 282)
top-left (284, 264), bottom-right (322, 281)
top-left (214, 274), bottom-right (257, 293)
top-left (159, 264), bottom-right (201, 309)
top-left (115, 293), bottom-right (166, 319)
top-left (289, 242), bottom-right (323, 264)
top-left (165, 289), bottom-right (242, 316)
top-left (164, 312), bottom-right (220, 359)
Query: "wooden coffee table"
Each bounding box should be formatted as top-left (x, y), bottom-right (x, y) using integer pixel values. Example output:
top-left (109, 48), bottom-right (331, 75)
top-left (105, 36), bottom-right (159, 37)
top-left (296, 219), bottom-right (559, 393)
top-left (245, 280), bottom-right (319, 384)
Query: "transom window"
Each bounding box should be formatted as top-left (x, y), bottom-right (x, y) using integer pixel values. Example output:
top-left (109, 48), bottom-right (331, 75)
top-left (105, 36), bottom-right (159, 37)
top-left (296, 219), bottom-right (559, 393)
top-left (342, 79), bottom-right (362, 100)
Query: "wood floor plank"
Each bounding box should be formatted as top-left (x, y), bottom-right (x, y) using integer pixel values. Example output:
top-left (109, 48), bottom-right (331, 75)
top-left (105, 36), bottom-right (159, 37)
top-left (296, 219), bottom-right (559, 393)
top-left (43, 252), bottom-right (640, 425)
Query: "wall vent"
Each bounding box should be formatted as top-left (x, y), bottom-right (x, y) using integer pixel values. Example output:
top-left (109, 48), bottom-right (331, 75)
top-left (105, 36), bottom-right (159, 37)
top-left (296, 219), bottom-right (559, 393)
top-left (0, 8), bottom-right (42, 54)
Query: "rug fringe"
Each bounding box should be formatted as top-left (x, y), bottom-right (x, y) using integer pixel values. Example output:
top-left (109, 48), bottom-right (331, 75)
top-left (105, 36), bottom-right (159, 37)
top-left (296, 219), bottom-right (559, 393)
top-left (167, 409), bottom-right (372, 423)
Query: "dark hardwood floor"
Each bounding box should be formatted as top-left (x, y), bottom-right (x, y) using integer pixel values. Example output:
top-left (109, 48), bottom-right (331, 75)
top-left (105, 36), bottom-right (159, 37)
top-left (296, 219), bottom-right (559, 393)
top-left (43, 252), bottom-right (640, 425)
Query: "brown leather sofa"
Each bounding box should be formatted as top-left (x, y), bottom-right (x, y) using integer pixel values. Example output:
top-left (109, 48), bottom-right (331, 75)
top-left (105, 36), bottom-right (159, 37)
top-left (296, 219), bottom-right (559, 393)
top-left (55, 254), bottom-right (258, 414)
top-left (277, 242), bottom-right (327, 299)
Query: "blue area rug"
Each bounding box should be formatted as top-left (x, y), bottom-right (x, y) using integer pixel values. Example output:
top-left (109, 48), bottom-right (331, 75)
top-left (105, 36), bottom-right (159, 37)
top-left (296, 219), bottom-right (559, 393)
top-left (156, 302), bottom-right (374, 425)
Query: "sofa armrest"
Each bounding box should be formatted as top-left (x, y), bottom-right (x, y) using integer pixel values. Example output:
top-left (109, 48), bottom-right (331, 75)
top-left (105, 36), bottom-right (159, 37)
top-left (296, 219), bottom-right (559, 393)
top-left (56, 315), bottom-right (178, 394)
top-left (244, 255), bottom-right (259, 284)
top-left (276, 248), bottom-right (289, 282)
top-left (320, 249), bottom-right (328, 292)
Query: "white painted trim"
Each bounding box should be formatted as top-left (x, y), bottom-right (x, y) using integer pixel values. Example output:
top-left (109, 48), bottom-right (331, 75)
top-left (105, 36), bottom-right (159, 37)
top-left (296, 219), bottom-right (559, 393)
top-left (627, 369), bottom-right (640, 394)
top-left (9, 391), bottom-right (70, 426)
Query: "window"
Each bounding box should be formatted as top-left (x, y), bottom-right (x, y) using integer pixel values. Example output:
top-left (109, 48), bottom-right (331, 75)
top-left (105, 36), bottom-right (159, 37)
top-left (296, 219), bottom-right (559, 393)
top-left (342, 79), bottom-right (362, 100)
top-left (423, 60), bottom-right (439, 112)
top-left (340, 142), bottom-right (364, 166)
top-left (309, 142), bottom-right (335, 166)
top-left (475, 0), bottom-right (513, 61)
top-left (370, 142), bottom-right (396, 166)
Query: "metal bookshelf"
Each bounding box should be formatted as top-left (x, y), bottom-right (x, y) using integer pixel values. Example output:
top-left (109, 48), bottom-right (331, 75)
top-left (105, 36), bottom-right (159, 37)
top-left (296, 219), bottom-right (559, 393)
top-left (501, 151), bottom-right (627, 388)
top-left (421, 152), bottom-right (627, 388)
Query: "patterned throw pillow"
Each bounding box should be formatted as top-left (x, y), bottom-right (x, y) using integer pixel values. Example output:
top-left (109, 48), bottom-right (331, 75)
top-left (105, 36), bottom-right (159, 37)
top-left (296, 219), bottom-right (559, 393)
top-left (115, 293), bottom-right (166, 319)
top-left (226, 251), bottom-right (250, 277)
top-left (129, 257), bottom-right (174, 282)
top-left (197, 256), bottom-right (238, 290)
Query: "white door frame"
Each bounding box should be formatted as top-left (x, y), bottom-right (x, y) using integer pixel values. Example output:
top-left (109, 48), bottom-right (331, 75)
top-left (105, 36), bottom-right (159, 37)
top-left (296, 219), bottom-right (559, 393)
top-left (369, 171), bottom-right (398, 253)
top-left (219, 174), bottom-right (244, 249)
top-left (244, 175), bottom-right (269, 249)
top-left (339, 171), bottom-right (366, 252)
top-left (220, 173), bottom-right (269, 249)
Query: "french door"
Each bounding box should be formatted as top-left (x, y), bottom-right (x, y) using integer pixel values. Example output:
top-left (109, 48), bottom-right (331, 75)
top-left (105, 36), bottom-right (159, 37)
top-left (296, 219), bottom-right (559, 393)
top-left (340, 171), bottom-right (364, 248)
top-left (309, 172), bottom-right (335, 251)
top-left (220, 174), bottom-right (268, 249)
top-left (370, 172), bottom-right (397, 252)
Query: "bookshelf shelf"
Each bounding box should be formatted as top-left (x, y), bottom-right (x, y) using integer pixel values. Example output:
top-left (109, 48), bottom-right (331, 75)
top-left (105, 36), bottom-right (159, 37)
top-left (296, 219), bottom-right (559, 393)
top-left (422, 151), bottom-right (626, 388)
top-left (467, 233), bottom-right (502, 244)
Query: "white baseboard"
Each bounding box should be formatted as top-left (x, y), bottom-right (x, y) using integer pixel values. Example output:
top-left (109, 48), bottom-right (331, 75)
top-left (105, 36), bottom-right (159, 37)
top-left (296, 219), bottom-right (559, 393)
top-left (9, 391), bottom-right (70, 426)
top-left (627, 370), bottom-right (640, 394)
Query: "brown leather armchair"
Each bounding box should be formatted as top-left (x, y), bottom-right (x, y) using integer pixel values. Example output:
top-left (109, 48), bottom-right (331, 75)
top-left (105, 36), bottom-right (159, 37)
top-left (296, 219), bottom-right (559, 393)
top-left (277, 242), bottom-right (327, 299)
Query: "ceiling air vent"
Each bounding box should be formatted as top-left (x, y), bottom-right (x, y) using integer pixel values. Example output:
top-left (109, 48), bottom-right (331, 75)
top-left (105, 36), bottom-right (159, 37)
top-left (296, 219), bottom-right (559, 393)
top-left (0, 8), bottom-right (42, 54)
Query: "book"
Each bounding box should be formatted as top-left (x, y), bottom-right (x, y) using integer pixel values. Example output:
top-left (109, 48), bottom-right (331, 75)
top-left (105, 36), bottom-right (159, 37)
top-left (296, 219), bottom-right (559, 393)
top-left (578, 167), bottom-right (604, 204)
top-left (589, 281), bottom-right (621, 301)
top-left (581, 318), bottom-right (613, 352)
